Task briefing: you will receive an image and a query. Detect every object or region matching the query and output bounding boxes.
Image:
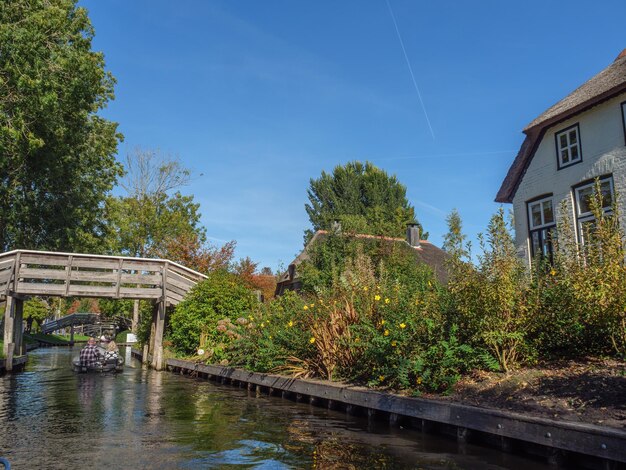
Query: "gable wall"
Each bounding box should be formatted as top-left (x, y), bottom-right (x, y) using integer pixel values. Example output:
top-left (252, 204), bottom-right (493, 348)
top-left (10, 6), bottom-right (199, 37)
top-left (511, 93), bottom-right (626, 263)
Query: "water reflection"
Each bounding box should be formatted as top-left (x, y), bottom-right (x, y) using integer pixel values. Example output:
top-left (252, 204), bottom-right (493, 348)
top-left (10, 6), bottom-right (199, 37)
top-left (0, 348), bottom-right (551, 469)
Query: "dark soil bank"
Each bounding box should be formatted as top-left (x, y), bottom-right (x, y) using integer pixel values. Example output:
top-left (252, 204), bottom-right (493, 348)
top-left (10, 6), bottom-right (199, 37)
top-left (437, 358), bottom-right (626, 429)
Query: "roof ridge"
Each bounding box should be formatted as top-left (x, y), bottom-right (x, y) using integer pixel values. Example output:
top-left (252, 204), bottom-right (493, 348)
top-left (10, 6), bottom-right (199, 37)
top-left (497, 49), bottom-right (626, 203)
top-left (524, 51), bottom-right (626, 132)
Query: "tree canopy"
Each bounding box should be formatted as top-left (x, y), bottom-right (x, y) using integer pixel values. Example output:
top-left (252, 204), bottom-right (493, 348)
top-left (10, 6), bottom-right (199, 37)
top-left (0, 0), bottom-right (122, 252)
top-left (304, 161), bottom-right (424, 241)
top-left (106, 149), bottom-right (235, 273)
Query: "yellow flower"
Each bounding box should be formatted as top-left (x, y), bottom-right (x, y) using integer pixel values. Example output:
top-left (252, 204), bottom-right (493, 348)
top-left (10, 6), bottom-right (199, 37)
top-left (310, 303), bottom-right (315, 308)
top-left (355, 337), bottom-right (360, 343)
top-left (400, 323), bottom-right (406, 329)
top-left (303, 305), bottom-right (308, 310)
top-left (384, 298), bottom-right (390, 304)
top-left (248, 315), bottom-right (254, 321)
top-left (288, 320), bottom-right (294, 327)
top-left (374, 295), bottom-right (381, 301)
top-left (381, 319), bottom-right (386, 325)
top-left (414, 299), bottom-right (420, 306)
top-left (260, 322), bottom-right (265, 328)
top-left (550, 269), bottom-right (556, 276)
top-left (391, 340), bottom-right (397, 347)
top-left (384, 329), bottom-right (389, 336)
top-left (363, 286), bottom-right (368, 291)
top-left (416, 377), bottom-right (422, 385)
top-left (379, 375), bottom-right (385, 382)
top-left (269, 335), bottom-right (272, 339)
top-left (309, 337), bottom-right (316, 344)
top-left (428, 281), bottom-right (432, 288)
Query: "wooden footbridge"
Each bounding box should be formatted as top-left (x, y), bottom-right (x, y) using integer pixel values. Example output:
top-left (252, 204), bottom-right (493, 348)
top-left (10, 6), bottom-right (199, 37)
top-left (0, 249), bottom-right (206, 370)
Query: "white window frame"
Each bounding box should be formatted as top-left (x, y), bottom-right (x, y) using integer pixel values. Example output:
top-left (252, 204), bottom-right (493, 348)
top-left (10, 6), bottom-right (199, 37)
top-left (555, 124), bottom-right (582, 169)
top-left (527, 196), bottom-right (556, 260)
top-left (573, 176), bottom-right (614, 245)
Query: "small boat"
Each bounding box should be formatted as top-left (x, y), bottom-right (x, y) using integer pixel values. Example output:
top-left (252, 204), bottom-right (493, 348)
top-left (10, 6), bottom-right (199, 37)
top-left (72, 347), bottom-right (125, 373)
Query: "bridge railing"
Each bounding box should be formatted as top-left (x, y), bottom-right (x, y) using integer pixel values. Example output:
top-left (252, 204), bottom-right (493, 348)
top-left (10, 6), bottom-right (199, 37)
top-left (40, 312), bottom-right (100, 334)
top-left (0, 250), bottom-right (206, 305)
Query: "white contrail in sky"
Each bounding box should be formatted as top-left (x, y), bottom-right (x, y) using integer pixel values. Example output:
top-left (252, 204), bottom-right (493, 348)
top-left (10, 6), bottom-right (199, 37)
top-left (385, 0), bottom-right (436, 140)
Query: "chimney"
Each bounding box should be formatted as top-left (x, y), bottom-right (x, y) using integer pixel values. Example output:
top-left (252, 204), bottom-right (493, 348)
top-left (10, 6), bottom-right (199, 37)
top-left (406, 223), bottom-right (420, 248)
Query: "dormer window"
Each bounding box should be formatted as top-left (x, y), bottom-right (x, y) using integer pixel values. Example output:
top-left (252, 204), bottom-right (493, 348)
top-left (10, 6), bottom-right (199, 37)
top-left (555, 124), bottom-right (582, 169)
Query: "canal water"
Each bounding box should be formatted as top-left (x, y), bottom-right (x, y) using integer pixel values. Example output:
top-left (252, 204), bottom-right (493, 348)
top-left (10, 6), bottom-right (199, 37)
top-left (0, 347), bottom-right (551, 469)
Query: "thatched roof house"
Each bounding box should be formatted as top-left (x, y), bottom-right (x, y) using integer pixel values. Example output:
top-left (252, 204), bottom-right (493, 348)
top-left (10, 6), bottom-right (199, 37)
top-left (275, 225), bottom-right (448, 296)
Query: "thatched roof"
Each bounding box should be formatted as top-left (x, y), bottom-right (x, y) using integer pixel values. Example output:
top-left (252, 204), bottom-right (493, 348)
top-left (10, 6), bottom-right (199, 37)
top-left (496, 49), bottom-right (626, 203)
top-left (275, 230), bottom-right (449, 296)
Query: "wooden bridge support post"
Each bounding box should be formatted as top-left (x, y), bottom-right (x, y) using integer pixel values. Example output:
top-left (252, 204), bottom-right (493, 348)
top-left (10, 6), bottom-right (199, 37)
top-left (3, 296), bottom-right (24, 365)
top-left (69, 324), bottom-right (75, 346)
top-left (145, 307), bottom-right (157, 366)
top-left (132, 300), bottom-right (139, 334)
top-left (3, 296), bottom-right (15, 359)
top-left (14, 298), bottom-right (24, 355)
top-left (151, 300), bottom-right (166, 371)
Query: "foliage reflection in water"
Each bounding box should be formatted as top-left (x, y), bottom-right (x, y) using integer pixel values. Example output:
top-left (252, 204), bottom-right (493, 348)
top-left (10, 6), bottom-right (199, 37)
top-left (0, 348), bottom-right (551, 469)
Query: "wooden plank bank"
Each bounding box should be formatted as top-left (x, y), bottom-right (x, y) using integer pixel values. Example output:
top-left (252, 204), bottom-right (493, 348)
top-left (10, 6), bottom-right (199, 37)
top-left (146, 355), bottom-right (626, 469)
top-left (0, 356), bottom-right (27, 374)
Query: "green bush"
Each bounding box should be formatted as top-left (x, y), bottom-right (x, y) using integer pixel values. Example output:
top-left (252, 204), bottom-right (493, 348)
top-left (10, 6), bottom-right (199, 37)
top-left (169, 270), bottom-right (257, 355)
top-left (225, 291), bottom-right (313, 373)
top-left (222, 242), bottom-right (477, 393)
top-left (529, 186), bottom-right (626, 357)
top-left (446, 209), bottom-right (533, 371)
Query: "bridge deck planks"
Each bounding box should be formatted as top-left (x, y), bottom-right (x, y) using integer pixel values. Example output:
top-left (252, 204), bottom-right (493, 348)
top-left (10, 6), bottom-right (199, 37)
top-left (2, 250), bottom-right (206, 303)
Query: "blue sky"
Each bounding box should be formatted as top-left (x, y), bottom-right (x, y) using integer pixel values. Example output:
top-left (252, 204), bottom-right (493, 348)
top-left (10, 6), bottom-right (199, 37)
top-left (82, 0), bottom-right (626, 270)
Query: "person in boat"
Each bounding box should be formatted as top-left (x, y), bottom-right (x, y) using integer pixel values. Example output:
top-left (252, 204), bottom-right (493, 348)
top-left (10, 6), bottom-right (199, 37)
top-left (103, 341), bottom-right (119, 363)
top-left (79, 337), bottom-right (102, 367)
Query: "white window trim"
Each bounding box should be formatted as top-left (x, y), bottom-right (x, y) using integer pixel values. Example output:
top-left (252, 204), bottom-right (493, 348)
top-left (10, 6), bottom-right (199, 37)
top-left (527, 196), bottom-right (556, 260)
top-left (556, 124), bottom-right (582, 169)
top-left (573, 176), bottom-right (614, 244)
top-left (528, 196), bottom-right (555, 230)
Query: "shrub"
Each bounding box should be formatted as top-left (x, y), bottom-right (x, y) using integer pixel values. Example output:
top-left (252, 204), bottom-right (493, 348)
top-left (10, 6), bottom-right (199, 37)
top-left (169, 270), bottom-right (256, 355)
top-left (446, 208), bottom-right (532, 371)
top-left (225, 291), bottom-right (313, 374)
top-left (530, 184), bottom-right (626, 357)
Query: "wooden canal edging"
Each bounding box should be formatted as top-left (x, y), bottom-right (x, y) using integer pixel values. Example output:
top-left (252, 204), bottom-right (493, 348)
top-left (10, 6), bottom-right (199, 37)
top-left (0, 356), bottom-right (27, 374)
top-left (157, 356), bottom-right (626, 469)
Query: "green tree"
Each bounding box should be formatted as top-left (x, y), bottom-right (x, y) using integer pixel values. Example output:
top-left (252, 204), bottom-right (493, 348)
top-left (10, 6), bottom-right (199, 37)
top-left (304, 161), bottom-right (425, 241)
top-left (0, 0), bottom-right (122, 252)
top-left (106, 149), bottom-right (196, 257)
top-left (107, 191), bottom-right (205, 259)
top-left (442, 209), bottom-right (469, 259)
top-left (24, 297), bottom-right (50, 333)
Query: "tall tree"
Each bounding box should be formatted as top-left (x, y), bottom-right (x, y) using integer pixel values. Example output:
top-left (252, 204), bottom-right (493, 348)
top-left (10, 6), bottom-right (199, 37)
top-left (0, 0), bottom-right (122, 252)
top-left (443, 209), bottom-right (469, 259)
top-left (304, 161), bottom-right (424, 242)
top-left (107, 148), bottom-right (202, 258)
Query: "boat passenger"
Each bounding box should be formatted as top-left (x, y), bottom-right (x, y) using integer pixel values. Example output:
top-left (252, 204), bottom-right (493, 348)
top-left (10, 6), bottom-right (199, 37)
top-left (80, 338), bottom-right (102, 367)
top-left (103, 341), bottom-right (119, 363)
